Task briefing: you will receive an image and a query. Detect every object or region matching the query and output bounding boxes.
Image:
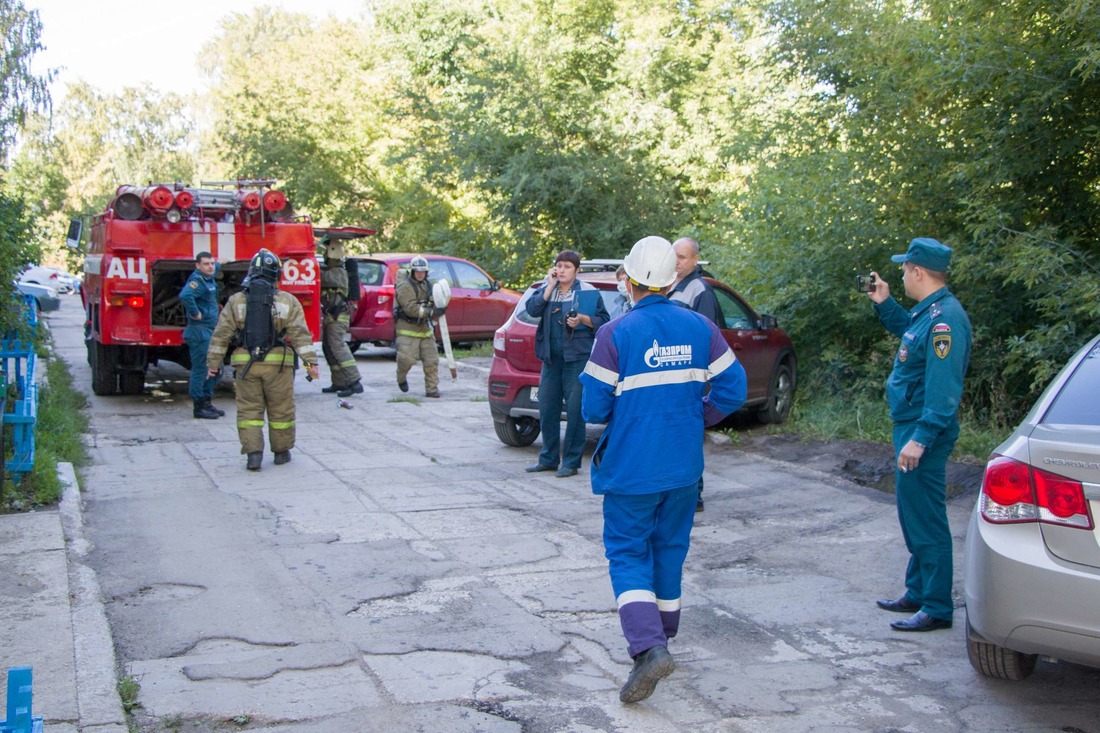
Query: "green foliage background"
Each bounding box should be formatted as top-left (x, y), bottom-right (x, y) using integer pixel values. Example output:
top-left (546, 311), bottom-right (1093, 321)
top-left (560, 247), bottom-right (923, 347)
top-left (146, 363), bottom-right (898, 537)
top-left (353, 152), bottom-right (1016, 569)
top-left (4, 0), bottom-right (1099, 427)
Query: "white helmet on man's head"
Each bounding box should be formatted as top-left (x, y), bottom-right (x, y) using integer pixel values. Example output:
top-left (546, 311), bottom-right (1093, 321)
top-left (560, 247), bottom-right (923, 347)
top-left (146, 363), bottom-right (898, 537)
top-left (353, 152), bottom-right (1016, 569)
top-left (409, 255), bottom-right (430, 272)
top-left (623, 236), bottom-right (677, 290)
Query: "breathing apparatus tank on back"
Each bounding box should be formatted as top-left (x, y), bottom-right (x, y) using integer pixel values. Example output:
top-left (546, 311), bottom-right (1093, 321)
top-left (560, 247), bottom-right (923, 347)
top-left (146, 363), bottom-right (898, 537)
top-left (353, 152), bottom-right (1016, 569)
top-left (243, 248), bottom-right (282, 366)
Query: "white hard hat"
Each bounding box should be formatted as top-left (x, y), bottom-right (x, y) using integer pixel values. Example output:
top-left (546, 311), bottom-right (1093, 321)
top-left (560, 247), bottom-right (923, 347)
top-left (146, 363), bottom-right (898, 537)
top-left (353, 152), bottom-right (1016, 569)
top-left (325, 241), bottom-right (345, 261)
top-left (623, 236), bottom-right (677, 289)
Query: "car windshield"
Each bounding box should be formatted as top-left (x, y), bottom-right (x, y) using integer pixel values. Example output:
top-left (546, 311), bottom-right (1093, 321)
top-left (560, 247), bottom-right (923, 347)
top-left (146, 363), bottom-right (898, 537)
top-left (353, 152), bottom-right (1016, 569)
top-left (1042, 340), bottom-right (1100, 426)
top-left (513, 286), bottom-right (618, 325)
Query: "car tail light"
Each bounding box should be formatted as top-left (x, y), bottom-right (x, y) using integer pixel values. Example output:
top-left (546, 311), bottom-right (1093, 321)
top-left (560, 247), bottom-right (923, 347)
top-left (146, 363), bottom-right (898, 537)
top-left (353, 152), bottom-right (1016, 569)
top-left (979, 454), bottom-right (1093, 529)
top-left (109, 294), bottom-right (145, 308)
top-left (493, 328), bottom-right (506, 355)
top-left (377, 284), bottom-right (394, 306)
top-left (49, 273), bottom-right (58, 280)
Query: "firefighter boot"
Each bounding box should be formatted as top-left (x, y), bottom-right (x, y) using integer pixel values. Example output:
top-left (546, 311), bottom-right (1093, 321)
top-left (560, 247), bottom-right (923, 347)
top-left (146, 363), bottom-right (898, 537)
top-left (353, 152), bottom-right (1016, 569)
top-left (337, 380), bottom-right (364, 397)
top-left (193, 398), bottom-right (220, 420)
top-left (204, 397), bottom-right (225, 417)
top-left (246, 452), bottom-right (262, 471)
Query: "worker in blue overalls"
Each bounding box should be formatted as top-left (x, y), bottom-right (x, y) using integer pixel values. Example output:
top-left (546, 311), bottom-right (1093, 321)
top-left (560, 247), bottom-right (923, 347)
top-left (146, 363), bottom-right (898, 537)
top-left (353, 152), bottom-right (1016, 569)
top-left (179, 251), bottom-right (223, 420)
top-left (868, 237), bottom-right (972, 632)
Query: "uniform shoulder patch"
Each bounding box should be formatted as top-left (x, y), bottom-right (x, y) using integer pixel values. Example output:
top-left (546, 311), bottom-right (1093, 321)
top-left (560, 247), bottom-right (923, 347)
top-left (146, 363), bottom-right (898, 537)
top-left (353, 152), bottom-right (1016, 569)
top-left (932, 322), bottom-right (951, 334)
top-left (933, 334), bottom-right (952, 359)
top-left (189, 281), bottom-right (198, 289)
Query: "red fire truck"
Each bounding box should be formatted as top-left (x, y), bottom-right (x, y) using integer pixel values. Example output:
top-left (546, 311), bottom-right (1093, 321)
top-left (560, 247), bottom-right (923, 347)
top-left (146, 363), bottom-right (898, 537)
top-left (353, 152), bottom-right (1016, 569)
top-left (73, 180), bottom-right (321, 396)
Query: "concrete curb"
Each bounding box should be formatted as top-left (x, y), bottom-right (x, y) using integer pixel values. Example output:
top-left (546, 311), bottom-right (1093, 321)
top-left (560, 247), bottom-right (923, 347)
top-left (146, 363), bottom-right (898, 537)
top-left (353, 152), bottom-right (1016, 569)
top-left (57, 462), bottom-right (129, 733)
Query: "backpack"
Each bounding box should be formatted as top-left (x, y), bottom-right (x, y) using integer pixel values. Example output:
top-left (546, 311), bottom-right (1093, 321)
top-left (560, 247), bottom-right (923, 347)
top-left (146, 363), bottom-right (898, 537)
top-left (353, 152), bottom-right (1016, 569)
top-left (244, 279), bottom-right (277, 359)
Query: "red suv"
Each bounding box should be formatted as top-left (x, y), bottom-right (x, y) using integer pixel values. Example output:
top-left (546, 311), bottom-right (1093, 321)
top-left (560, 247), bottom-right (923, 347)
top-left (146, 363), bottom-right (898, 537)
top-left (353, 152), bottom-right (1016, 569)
top-left (488, 262), bottom-right (797, 446)
top-left (347, 253), bottom-right (521, 350)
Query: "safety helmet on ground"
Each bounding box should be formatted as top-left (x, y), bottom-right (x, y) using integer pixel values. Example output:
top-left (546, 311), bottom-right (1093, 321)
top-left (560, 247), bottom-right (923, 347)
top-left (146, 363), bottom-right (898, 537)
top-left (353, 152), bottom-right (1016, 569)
top-left (623, 236), bottom-right (677, 290)
top-left (409, 255), bottom-right (430, 273)
top-left (248, 248), bottom-right (282, 284)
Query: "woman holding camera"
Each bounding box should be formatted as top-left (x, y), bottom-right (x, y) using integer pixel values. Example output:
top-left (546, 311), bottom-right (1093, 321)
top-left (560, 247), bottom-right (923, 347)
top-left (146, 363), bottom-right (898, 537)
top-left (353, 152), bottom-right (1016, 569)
top-left (524, 250), bottom-right (611, 478)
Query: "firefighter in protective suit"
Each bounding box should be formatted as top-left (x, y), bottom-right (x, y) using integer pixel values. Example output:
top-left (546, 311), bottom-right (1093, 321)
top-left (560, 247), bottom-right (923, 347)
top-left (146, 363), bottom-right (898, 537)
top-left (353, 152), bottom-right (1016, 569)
top-left (394, 255), bottom-right (442, 397)
top-left (319, 238), bottom-right (363, 396)
top-left (206, 249), bottom-right (319, 471)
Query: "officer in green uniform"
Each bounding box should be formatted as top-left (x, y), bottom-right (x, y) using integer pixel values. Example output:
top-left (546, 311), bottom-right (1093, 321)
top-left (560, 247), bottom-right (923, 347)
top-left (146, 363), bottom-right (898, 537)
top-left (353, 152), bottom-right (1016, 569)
top-left (318, 238), bottom-right (363, 397)
top-left (206, 249), bottom-right (319, 471)
top-left (867, 237), bottom-right (972, 632)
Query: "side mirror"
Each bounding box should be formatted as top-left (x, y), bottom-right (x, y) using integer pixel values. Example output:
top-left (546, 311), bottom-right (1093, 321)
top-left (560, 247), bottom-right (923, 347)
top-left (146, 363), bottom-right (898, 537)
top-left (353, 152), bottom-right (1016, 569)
top-left (491, 280), bottom-right (501, 292)
top-left (66, 218), bottom-right (83, 250)
top-left (758, 314), bottom-right (778, 330)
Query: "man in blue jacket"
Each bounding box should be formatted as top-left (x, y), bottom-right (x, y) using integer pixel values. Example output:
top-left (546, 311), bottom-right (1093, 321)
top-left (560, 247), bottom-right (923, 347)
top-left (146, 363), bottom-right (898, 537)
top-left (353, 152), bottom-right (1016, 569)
top-left (581, 236), bottom-right (747, 703)
top-left (868, 237), bottom-right (972, 632)
top-left (179, 251), bottom-right (222, 420)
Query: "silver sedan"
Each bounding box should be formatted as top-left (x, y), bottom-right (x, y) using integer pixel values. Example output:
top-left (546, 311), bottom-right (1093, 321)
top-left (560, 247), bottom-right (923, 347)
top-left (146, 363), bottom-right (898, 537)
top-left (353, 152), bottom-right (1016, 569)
top-left (964, 332), bottom-right (1100, 679)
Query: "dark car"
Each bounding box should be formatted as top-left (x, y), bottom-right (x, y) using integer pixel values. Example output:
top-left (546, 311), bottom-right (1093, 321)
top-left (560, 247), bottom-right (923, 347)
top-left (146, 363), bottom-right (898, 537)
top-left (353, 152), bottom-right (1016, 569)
top-left (964, 332), bottom-right (1100, 680)
top-left (488, 262), bottom-right (797, 446)
top-left (346, 253), bottom-right (521, 350)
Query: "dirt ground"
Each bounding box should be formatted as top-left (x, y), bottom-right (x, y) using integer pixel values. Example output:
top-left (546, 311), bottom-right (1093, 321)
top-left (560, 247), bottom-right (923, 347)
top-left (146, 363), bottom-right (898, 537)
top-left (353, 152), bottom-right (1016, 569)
top-left (731, 427), bottom-right (986, 500)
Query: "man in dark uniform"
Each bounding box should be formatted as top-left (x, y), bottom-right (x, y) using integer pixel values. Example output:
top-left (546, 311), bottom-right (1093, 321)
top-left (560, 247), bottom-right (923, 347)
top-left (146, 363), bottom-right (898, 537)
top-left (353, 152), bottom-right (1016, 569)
top-left (669, 236), bottom-right (722, 511)
top-left (179, 251), bottom-right (223, 420)
top-left (318, 237), bottom-right (363, 397)
top-left (867, 237), bottom-right (972, 632)
top-left (206, 249), bottom-right (319, 471)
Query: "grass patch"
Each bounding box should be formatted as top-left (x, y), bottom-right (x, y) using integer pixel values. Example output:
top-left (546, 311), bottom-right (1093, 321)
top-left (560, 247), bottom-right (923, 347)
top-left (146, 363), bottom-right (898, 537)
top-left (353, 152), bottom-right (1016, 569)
top-left (117, 672), bottom-right (142, 713)
top-left (764, 392), bottom-right (1005, 465)
top-left (454, 341), bottom-right (494, 358)
top-left (2, 344), bottom-right (90, 511)
top-left (388, 396), bottom-right (422, 405)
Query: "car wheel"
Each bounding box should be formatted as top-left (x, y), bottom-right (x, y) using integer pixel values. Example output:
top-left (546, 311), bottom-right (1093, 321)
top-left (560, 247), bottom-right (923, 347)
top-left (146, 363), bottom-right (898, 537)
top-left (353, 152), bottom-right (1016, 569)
top-left (119, 370), bottom-right (146, 396)
top-left (966, 614), bottom-right (1037, 680)
top-left (757, 362), bottom-right (794, 424)
top-left (494, 416), bottom-right (540, 447)
top-left (348, 340), bottom-right (361, 354)
top-left (90, 341), bottom-right (119, 396)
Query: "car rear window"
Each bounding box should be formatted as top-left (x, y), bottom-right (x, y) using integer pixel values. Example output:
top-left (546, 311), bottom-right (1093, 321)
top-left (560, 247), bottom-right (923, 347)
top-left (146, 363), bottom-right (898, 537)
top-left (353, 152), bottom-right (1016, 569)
top-left (1043, 341), bottom-right (1100, 426)
top-left (354, 260), bottom-right (386, 286)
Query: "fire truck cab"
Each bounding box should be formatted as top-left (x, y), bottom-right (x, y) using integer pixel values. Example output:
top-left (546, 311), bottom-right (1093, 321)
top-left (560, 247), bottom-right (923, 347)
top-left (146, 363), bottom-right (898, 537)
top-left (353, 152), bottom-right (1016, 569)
top-left (73, 180), bottom-right (321, 396)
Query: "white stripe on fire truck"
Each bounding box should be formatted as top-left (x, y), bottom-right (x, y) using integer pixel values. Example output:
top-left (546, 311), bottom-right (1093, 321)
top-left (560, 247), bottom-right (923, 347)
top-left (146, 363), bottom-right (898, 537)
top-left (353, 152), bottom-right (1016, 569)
top-left (192, 222), bottom-right (211, 258)
top-left (217, 223), bottom-right (236, 261)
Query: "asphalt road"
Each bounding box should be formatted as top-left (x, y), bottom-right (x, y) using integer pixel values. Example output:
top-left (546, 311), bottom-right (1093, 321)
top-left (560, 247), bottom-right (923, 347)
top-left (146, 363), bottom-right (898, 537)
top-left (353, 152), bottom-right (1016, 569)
top-left (48, 297), bottom-right (1100, 732)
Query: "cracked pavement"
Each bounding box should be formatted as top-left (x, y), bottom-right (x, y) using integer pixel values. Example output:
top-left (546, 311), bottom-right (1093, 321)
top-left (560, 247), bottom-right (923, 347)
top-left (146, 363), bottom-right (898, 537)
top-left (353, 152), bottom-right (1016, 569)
top-left (44, 299), bottom-right (1100, 732)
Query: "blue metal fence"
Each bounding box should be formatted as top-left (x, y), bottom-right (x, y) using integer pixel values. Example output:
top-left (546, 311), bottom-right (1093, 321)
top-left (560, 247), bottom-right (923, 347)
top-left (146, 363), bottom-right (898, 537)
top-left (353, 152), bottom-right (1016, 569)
top-left (2, 295), bottom-right (40, 482)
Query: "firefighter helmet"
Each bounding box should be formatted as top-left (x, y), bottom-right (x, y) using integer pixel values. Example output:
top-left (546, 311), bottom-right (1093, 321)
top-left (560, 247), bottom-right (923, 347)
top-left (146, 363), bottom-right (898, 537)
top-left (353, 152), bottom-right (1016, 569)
top-left (409, 255), bottom-right (430, 273)
top-left (248, 248), bottom-right (282, 284)
top-left (624, 236), bottom-right (677, 290)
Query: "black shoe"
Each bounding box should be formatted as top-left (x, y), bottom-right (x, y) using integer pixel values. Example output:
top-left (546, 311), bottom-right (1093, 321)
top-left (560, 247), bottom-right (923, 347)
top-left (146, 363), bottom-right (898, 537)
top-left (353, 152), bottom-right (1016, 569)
top-left (321, 385), bottom-right (340, 393)
top-left (555, 467), bottom-right (578, 478)
top-left (695, 498), bottom-right (705, 513)
top-left (273, 451), bottom-right (291, 465)
top-left (204, 398), bottom-right (225, 417)
top-left (525, 464), bottom-right (557, 473)
top-left (425, 390), bottom-right (441, 398)
top-left (398, 379), bottom-right (409, 393)
top-left (619, 646), bottom-right (675, 703)
top-left (337, 381), bottom-right (364, 397)
top-left (891, 611), bottom-right (952, 632)
top-left (877, 596), bottom-right (921, 613)
top-left (193, 399), bottom-right (219, 420)
top-left (246, 452), bottom-right (262, 471)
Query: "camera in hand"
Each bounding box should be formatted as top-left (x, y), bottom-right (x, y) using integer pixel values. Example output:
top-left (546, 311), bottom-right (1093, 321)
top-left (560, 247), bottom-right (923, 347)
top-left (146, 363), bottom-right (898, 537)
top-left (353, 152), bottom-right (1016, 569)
top-left (855, 274), bottom-right (877, 293)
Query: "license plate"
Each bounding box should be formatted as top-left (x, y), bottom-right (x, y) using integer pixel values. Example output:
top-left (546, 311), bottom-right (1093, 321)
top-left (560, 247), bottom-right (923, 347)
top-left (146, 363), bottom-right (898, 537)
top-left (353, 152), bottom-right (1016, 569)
top-left (530, 387), bottom-right (538, 403)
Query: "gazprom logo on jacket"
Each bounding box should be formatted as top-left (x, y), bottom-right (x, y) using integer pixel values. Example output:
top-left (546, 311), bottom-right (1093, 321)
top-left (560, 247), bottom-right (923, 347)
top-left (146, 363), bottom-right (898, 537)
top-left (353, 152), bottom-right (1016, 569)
top-left (644, 340), bottom-right (693, 368)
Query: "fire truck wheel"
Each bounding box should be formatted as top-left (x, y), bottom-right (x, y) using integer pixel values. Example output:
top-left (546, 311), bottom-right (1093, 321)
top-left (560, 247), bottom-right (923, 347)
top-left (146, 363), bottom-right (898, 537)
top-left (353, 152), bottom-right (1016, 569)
top-left (90, 342), bottom-right (119, 396)
top-left (119, 371), bottom-right (146, 396)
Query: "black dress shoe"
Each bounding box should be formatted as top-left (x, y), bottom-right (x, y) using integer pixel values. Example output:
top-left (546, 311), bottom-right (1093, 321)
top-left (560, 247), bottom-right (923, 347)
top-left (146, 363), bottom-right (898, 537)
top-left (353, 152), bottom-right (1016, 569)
top-left (890, 611), bottom-right (952, 632)
top-left (246, 452), bottom-right (262, 471)
top-left (273, 450), bottom-right (292, 465)
top-left (555, 467), bottom-right (578, 478)
top-left (876, 596), bottom-right (921, 613)
top-left (525, 464), bottom-right (556, 473)
top-left (620, 646), bottom-right (676, 703)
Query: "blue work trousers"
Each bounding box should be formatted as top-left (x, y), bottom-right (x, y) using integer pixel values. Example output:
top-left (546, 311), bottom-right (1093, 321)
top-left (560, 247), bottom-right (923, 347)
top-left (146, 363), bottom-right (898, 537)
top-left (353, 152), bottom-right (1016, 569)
top-left (893, 420), bottom-right (959, 621)
top-left (185, 330), bottom-right (216, 401)
top-left (603, 485), bottom-right (697, 657)
top-left (537, 358), bottom-right (587, 470)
